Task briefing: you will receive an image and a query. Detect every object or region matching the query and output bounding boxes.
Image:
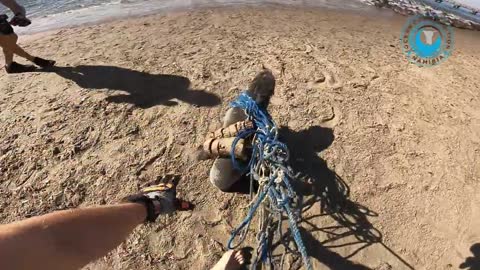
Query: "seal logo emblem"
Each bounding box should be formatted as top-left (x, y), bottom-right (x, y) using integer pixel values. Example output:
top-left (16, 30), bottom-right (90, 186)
top-left (401, 15), bottom-right (454, 67)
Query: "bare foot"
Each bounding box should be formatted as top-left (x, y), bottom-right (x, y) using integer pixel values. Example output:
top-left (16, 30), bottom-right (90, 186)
top-left (211, 250), bottom-right (245, 270)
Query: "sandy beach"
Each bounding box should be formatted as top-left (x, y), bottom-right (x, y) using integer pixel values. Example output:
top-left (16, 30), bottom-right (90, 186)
top-left (1, 5), bottom-right (480, 270)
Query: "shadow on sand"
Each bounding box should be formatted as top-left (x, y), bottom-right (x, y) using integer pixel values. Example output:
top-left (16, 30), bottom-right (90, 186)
top-left (269, 126), bottom-right (414, 270)
top-left (49, 65), bottom-right (221, 109)
top-left (461, 243), bottom-right (480, 270)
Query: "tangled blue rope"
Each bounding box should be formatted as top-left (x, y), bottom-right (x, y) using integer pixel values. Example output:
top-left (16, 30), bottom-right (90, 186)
top-left (226, 92), bottom-right (312, 270)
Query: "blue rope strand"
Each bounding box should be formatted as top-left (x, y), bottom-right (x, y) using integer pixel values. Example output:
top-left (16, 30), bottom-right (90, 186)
top-left (227, 92), bottom-right (312, 270)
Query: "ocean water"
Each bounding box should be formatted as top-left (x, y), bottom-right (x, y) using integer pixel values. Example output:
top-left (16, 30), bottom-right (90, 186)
top-left (0, 0), bottom-right (380, 33)
top-left (1, 0), bottom-right (479, 33)
top-left (4, 0), bottom-right (117, 17)
top-left (1, 0), bottom-right (373, 18)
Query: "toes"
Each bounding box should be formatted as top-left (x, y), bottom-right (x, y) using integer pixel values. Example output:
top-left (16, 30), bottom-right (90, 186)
top-left (234, 250), bottom-right (242, 258)
top-left (234, 250), bottom-right (245, 264)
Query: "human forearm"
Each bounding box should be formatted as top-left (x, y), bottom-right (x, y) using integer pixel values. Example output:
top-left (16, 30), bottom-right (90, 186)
top-left (0, 203), bottom-right (146, 270)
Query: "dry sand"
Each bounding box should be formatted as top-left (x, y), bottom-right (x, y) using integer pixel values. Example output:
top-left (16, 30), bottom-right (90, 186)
top-left (1, 6), bottom-right (480, 270)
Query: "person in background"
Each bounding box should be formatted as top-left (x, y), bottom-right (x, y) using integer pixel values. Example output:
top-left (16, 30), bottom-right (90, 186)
top-left (0, 178), bottom-right (246, 270)
top-left (0, 0), bottom-right (55, 73)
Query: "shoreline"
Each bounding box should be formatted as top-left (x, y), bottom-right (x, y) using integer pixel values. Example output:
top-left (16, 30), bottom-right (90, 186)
top-left (12, 0), bottom-right (480, 38)
top-left (13, 1), bottom-right (377, 35)
top-left (360, 0), bottom-right (480, 30)
top-left (17, 3), bottom-right (392, 40)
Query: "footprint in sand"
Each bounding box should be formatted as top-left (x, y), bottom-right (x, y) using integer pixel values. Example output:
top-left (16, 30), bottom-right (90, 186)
top-left (320, 105), bottom-right (341, 129)
top-left (323, 70), bottom-right (343, 90)
top-left (308, 71), bottom-right (343, 90)
top-left (307, 73), bottom-right (326, 90)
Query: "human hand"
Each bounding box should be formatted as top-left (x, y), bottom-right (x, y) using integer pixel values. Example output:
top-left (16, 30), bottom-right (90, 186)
top-left (124, 175), bottom-right (194, 222)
